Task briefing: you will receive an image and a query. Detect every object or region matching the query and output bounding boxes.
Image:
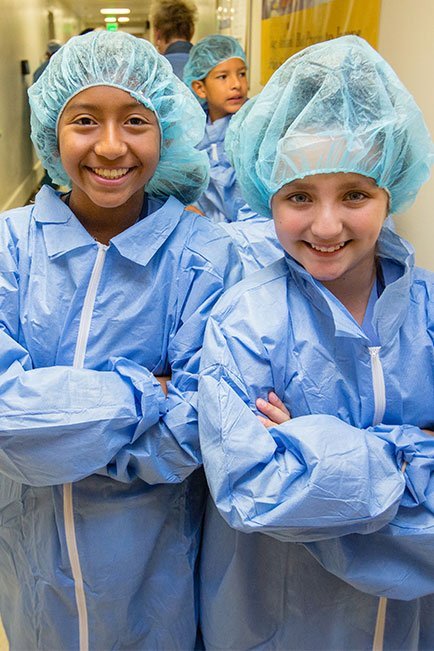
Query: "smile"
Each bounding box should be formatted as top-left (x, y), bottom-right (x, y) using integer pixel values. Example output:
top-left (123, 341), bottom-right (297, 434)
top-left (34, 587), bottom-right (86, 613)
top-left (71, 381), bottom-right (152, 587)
top-left (309, 242), bottom-right (347, 253)
top-left (91, 167), bottom-right (130, 180)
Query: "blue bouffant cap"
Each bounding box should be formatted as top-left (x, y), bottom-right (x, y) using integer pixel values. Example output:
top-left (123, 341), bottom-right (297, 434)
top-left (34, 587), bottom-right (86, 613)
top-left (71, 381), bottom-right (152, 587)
top-left (225, 35), bottom-right (433, 217)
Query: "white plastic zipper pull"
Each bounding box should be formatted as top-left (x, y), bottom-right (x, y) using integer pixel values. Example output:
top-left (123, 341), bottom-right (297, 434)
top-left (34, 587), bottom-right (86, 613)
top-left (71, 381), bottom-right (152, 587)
top-left (73, 243), bottom-right (108, 369)
top-left (211, 143), bottom-right (219, 162)
top-left (369, 346), bottom-right (386, 425)
top-left (370, 344), bottom-right (387, 651)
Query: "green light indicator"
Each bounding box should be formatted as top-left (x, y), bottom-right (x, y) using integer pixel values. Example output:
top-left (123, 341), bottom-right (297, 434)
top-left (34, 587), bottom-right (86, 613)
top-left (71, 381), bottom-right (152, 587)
top-left (106, 22), bottom-right (118, 31)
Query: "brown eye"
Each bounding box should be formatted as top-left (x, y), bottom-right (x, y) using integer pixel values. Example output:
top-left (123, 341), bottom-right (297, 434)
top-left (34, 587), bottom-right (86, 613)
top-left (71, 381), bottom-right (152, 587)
top-left (127, 117), bottom-right (146, 125)
top-left (345, 191), bottom-right (367, 202)
top-left (75, 117), bottom-right (94, 126)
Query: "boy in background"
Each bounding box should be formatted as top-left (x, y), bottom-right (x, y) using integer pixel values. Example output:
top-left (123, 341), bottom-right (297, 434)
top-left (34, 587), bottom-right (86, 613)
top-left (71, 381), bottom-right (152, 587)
top-left (183, 35), bottom-right (249, 223)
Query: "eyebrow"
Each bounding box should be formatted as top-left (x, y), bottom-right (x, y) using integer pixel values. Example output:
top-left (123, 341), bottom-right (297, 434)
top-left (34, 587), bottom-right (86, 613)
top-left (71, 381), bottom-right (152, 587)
top-left (212, 65), bottom-right (247, 74)
top-left (288, 177), bottom-right (377, 190)
top-left (63, 101), bottom-right (146, 113)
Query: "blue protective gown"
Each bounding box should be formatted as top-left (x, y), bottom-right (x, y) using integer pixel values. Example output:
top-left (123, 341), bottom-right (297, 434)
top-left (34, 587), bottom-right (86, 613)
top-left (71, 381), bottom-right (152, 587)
top-left (199, 227), bottom-right (434, 650)
top-left (194, 114), bottom-right (246, 223)
top-left (218, 204), bottom-right (283, 274)
top-left (0, 185), bottom-right (241, 650)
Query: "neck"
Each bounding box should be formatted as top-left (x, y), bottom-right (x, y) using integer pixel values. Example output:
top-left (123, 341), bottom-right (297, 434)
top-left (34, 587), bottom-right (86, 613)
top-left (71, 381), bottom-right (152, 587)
top-left (162, 37), bottom-right (188, 52)
top-left (321, 257), bottom-right (377, 325)
top-left (67, 188), bottom-right (145, 245)
top-left (208, 109), bottom-right (228, 124)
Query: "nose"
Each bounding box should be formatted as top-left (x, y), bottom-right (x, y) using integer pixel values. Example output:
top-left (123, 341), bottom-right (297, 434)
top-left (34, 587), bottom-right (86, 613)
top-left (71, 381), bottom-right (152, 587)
top-left (94, 123), bottom-right (128, 160)
top-left (230, 74), bottom-right (241, 90)
top-left (310, 203), bottom-right (344, 241)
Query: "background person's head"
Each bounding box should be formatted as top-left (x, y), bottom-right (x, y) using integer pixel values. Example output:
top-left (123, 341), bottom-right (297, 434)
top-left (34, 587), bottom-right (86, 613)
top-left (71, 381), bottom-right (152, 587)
top-left (151, 0), bottom-right (197, 53)
top-left (225, 35), bottom-right (433, 219)
top-left (183, 35), bottom-right (248, 122)
top-left (28, 30), bottom-right (209, 206)
top-left (46, 39), bottom-right (61, 58)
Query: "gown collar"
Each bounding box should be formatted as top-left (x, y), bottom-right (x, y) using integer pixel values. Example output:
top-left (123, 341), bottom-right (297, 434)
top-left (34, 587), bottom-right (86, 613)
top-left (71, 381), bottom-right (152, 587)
top-left (33, 185), bottom-right (184, 267)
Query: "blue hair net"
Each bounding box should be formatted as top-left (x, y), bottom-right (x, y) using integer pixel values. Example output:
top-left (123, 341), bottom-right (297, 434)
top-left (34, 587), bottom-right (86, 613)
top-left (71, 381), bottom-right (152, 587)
top-left (225, 35), bottom-right (433, 216)
top-left (183, 35), bottom-right (247, 102)
top-left (28, 30), bottom-right (209, 204)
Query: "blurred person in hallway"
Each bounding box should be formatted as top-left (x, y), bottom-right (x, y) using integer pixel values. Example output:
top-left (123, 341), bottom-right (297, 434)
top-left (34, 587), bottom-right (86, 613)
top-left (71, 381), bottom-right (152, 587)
top-left (151, 0), bottom-right (197, 79)
top-left (32, 39), bottom-right (63, 189)
top-left (32, 39), bottom-right (62, 83)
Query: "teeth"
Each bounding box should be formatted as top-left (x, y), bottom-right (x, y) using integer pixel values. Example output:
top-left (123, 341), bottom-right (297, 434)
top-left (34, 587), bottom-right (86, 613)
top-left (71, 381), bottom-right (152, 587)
top-left (310, 242), bottom-right (346, 253)
top-left (92, 167), bottom-right (129, 179)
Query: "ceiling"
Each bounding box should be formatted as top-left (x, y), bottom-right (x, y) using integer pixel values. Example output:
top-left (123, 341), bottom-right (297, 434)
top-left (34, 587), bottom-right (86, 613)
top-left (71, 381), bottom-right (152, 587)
top-left (61, 0), bottom-right (153, 32)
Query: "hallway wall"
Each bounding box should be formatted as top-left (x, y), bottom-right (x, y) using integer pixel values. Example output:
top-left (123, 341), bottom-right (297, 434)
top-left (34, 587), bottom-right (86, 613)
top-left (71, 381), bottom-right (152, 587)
top-left (378, 0), bottom-right (434, 270)
top-left (0, 0), bottom-right (80, 213)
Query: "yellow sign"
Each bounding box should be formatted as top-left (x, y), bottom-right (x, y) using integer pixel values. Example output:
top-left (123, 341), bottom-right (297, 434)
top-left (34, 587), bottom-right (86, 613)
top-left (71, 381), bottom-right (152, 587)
top-left (261, 0), bottom-right (382, 84)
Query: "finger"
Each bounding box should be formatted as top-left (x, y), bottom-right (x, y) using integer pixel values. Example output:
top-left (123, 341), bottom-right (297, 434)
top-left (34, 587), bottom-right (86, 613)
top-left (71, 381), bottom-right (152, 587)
top-left (268, 392), bottom-right (291, 417)
top-left (257, 415), bottom-right (275, 429)
top-left (256, 398), bottom-right (290, 425)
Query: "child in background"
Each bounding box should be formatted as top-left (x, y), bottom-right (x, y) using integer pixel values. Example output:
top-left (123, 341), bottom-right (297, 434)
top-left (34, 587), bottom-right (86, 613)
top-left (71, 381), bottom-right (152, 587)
top-left (0, 31), bottom-right (240, 650)
top-left (184, 35), bottom-right (284, 273)
top-left (199, 36), bottom-right (434, 650)
top-left (183, 35), bottom-right (249, 223)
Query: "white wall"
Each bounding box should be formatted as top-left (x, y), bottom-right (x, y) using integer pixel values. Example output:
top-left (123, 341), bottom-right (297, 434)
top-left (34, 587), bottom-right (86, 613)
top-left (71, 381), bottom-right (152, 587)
top-left (248, 0), bottom-right (434, 270)
top-left (0, 0), bottom-right (80, 212)
top-left (196, 0), bottom-right (217, 41)
top-left (378, 0), bottom-right (434, 271)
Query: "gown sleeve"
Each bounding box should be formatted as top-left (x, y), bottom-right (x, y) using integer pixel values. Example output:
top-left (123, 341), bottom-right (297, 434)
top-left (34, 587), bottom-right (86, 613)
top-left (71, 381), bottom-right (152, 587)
top-left (104, 236), bottom-right (242, 484)
top-left (198, 309), bottom-right (434, 600)
top-left (0, 218), bottom-right (241, 487)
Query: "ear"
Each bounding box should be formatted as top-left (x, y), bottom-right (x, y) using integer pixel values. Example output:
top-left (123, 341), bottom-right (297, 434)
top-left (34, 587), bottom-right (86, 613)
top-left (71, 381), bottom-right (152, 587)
top-left (192, 79), bottom-right (207, 100)
top-left (153, 29), bottom-right (164, 52)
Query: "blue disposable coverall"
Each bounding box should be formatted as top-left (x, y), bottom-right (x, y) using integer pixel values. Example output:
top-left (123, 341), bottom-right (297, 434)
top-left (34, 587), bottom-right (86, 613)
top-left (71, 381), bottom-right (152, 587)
top-left (199, 226), bottom-right (434, 650)
top-left (0, 185), bottom-right (241, 650)
top-left (194, 114), bottom-right (247, 223)
top-left (219, 204), bottom-right (283, 274)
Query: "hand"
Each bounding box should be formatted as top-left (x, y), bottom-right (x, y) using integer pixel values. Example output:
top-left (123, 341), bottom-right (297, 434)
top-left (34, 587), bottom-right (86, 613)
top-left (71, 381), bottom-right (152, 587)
top-left (256, 391), bottom-right (291, 428)
top-left (156, 376), bottom-right (171, 396)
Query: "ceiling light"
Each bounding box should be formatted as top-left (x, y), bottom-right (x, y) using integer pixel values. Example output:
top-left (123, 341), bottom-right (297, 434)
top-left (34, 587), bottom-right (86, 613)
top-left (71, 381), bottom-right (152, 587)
top-left (100, 8), bottom-right (131, 15)
top-left (118, 17), bottom-right (130, 22)
top-left (104, 16), bottom-right (117, 22)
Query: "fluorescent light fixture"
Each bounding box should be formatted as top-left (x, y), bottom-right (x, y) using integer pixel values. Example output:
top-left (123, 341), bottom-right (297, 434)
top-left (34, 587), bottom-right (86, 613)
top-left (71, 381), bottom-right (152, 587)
top-left (104, 16), bottom-right (117, 22)
top-left (118, 16), bottom-right (130, 22)
top-left (100, 8), bottom-right (131, 15)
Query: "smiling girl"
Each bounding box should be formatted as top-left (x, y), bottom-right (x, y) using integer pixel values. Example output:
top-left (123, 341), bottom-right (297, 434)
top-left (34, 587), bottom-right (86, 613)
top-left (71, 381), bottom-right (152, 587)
top-left (0, 30), bottom-right (240, 650)
top-left (198, 36), bottom-right (434, 650)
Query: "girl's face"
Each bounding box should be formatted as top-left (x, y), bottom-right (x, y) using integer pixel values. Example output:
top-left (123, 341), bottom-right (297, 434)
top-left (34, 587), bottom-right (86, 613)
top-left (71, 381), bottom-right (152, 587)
top-left (58, 85), bottom-right (160, 213)
top-left (271, 172), bottom-right (389, 289)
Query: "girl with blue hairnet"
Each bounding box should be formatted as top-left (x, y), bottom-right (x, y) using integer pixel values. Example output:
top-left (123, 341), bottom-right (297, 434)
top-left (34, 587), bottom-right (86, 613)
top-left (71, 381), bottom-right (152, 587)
top-left (0, 30), bottom-right (241, 650)
top-left (198, 35), bottom-right (434, 650)
top-left (183, 34), bottom-right (251, 223)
